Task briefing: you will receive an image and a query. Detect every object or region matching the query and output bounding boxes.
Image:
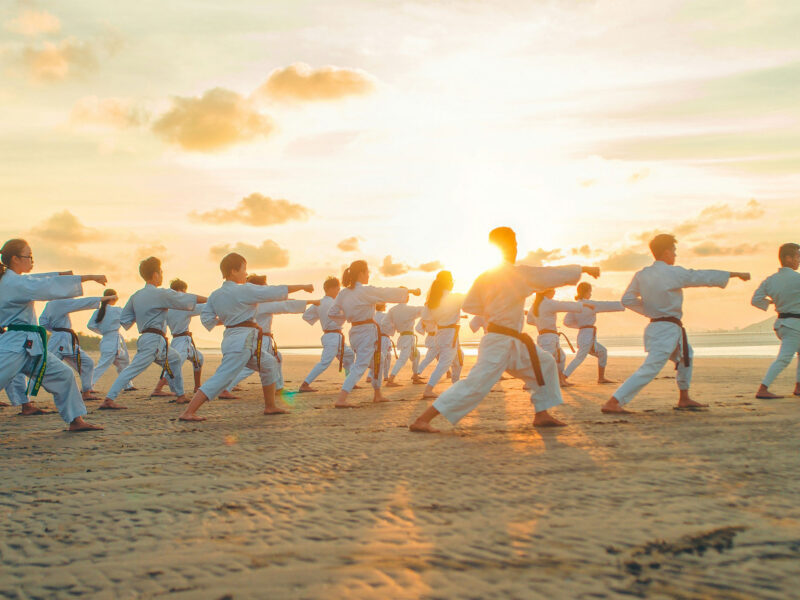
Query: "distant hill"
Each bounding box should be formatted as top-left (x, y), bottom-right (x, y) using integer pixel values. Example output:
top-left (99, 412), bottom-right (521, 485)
top-left (738, 317), bottom-right (776, 334)
top-left (47, 332), bottom-right (136, 352)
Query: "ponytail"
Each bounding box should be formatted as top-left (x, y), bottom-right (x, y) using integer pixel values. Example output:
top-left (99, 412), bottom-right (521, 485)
top-left (532, 292), bottom-right (546, 317)
top-left (0, 239), bottom-right (29, 281)
top-left (96, 289), bottom-right (117, 323)
top-left (342, 260), bottom-right (368, 289)
top-left (425, 270), bottom-right (453, 309)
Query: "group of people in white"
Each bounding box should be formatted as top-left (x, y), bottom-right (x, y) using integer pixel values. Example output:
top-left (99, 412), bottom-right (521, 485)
top-left (4, 226), bottom-right (799, 434)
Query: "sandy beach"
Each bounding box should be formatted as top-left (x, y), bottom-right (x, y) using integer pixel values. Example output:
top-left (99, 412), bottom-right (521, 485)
top-left (2, 353), bottom-right (800, 599)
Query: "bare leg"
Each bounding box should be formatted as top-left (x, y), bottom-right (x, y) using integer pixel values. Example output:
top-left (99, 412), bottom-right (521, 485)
top-left (676, 389), bottom-right (707, 408)
top-left (532, 410), bottom-right (566, 427)
top-left (179, 390), bottom-right (209, 421)
top-left (81, 390), bottom-right (101, 401)
top-left (409, 405), bottom-right (441, 433)
top-left (193, 369), bottom-right (202, 392)
top-left (151, 377), bottom-right (174, 396)
top-left (298, 381), bottom-right (317, 392)
top-left (597, 365), bottom-right (615, 384)
top-left (335, 389), bottom-right (357, 408)
top-left (601, 396), bottom-right (633, 414)
top-left (372, 388), bottom-right (390, 403)
top-left (559, 372), bottom-right (574, 387)
top-left (756, 383), bottom-right (784, 399)
top-left (794, 382), bottom-right (800, 396)
top-left (19, 401), bottom-right (53, 415)
top-left (263, 383), bottom-right (288, 414)
top-left (412, 374), bottom-right (426, 384)
top-left (422, 384), bottom-right (438, 399)
top-left (98, 397), bottom-right (127, 410)
top-left (68, 416), bottom-right (103, 432)
top-left (385, 375), bottom-right (401, 388)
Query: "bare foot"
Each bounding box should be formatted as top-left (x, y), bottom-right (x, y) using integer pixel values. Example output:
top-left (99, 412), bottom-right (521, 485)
top-left (560, 379), bottom-right (575, 388)
top-left (411, 377), bottom-right (426, 385)
top-left (385, 381), bottom-right (401, 388)
top-left (597, 378), bottom-right (616, 384)
top-left (298, 382), bottom-right (316, 393)
top-left (366, 377), bottom-right (372, 383)
top-left (373, 394), bottom-right (390, 403)
top-left (422, 392), bottom-right (438, 399)
top-left (123, 386), bottom-right (138, 391)
top-left (601, 397), bottom-right (632, 414)
top-left (264, 408), bottom-right (289, 415)
top-left (676, 398), bottom-right (708, 409)
top-left (98, 399), bottom-right (127, 410)
top-left (352, 384), bottom-right (363, 390)
top-left (218, 391), bottom-right (238, 399)
top-left (756, 390), bottom-right (783, 399)
top-left (334, 402), bottom-right (358, 408)
top-left (409, 420), bottom-right (440, 433)
top-left (68, 417), bottom-right (103, 432)
top-left (82, 392), bottom-right (101, 401)
top-left (172, 395), bottom-right (190, 405)
top-left (533, 411), bottom-right (566, 427)
top-left (0, 401), bottom-right (10, 407)
top-left (179, 413), bottom-right (206, 422)
top-left (19, 405), bottom-right (53, 416)
top-left (150, 390), bottom-right (175, 397)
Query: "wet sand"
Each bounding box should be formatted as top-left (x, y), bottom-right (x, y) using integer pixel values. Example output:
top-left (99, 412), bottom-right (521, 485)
top-left (2, 354), bottom-right (800, 599)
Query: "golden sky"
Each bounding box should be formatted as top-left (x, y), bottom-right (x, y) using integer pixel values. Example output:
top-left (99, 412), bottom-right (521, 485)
top-left (2, 1), bottom-right (798, 346)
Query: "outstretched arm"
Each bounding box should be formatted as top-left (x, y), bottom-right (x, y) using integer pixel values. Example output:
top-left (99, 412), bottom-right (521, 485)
top-left (620, 273), bottom-right (645, 316)
top-left (751, 279), bottom-right (772, 311)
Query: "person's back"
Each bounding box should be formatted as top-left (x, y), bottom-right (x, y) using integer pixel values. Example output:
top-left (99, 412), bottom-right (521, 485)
top-left (124, 284), bottom-right (193, 332)
top-left (753, 268), bottom-right (800, 315)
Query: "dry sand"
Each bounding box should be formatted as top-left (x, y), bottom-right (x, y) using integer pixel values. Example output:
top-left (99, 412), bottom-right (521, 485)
top-left (2, 353), bottom-right (800, 599)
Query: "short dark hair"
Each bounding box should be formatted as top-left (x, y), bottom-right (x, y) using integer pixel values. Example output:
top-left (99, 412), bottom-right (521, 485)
top-left (246, 274), bottom-right (267, 285)
top-left (649, 234), bottom-right (677, 259)
top-left (220, 252), bottom-right (246, 278)
top-left (779, 243), bottom-right (800, 266)
top-left (323, 276), bottom-right (340, 292)
top-left (139, 257), bottom-right (161, 281)
top-left (170, 278), bottom-right (187, 291)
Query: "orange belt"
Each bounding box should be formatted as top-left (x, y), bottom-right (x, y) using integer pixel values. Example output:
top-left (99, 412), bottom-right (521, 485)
top-left (323, 329), bottom-right (345, 371)
top-left (488, 322), bottom-right (544, 385)
top-left (352, 319), bottom-right (381, 377)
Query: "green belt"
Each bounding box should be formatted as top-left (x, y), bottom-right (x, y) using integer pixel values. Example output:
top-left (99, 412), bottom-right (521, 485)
top-left (1, 323), bottom-right (48, 396)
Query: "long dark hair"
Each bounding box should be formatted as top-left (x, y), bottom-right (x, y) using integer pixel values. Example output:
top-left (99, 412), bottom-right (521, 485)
top-left (0, 238), bottom-right (28, 280)
top-left (533, 289), bottom-right (554, 317)
top-left (95, 289), bottom-right (117, 323)
top-left (342, 260), bottom-right (368, 289)
top-left (426, 271), bottom-right (453, 309)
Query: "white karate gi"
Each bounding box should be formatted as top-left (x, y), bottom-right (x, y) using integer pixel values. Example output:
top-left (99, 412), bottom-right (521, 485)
top-left (3, 373), bottom-right (29, 406)
top-left (302, 296), bottom-right (355, 384)
top-left (40, 297), bottom-right (103, 392)
top-left (328, 283), bottom-right (409, 392)
top-left (106, 284), bottom-right (198, 400)
top-left (0, 271), bottom-right (88, 423)
top-left (563, 301), bottom-right (624, 377)
top-left (226, 299), bottom-right (307, 392)
top-left (375, 310), bottom-right (394, 379)
top-left (433, 263), bottom-right (582, 424)
top-left (198, 281), bottom-right (289, 400)
top-left (751, 267), bottom-right (800, 386)
top-left (386, 303), bottom-right (424, 378)
top-left (166, 304), bottom-right (205, 375)
top-left (421, 292), bottom-right (465, 388)
top-left (415, 320), bottom-right (439, 375)
top-left (87, 306), bottom-right (134, 389)
top-left (527, 297), bottom-right (583, 375)
top-left (613, 261), bottom-right (729, 405)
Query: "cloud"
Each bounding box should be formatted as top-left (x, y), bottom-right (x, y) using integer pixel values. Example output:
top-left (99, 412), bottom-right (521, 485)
top-left (628, 168), bottom-right (650, 183)
top-left (417, 260), bottom-right (443, 272)
top-left (519, 248), bottom-right (564, 266)
top-left (209, 240), bottom-right (289, 269)
top-left (135, 243), bottom-right (170, 260)
top-left (29, 211), bottom-right (105, 246)
top-left (379, 255), bottom-right (409, 277)
top-left (5, 8), bottom-right (61, 36)
top-left (255, 63), bottom-right (375, 102)
top-left (571, 244), bottom-right (593, 257)
top-left (190, 193), bottom-right (311, 226)
top-left (337, 236), bottom-right (361, 252)
top-left (598, 249), bottom-right (651, 272)
top-left (152, 88), bottom-right (274, 152)
top-left (691, 241), bottom-right (762, 256)
top-left (19, 38), bottom-right (98, 81)
top-left (70, 96), bottom-right (147, 129)
top-left (698, 199), bottom-right (764, 221)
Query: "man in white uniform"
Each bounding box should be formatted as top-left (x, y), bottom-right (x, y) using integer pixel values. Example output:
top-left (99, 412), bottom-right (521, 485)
top-left (751, 243), bottom-right (800, 399)
top-left (602, 234), bottom-right (750, 414)
top-left (385, 300), bottom-right (425, 386)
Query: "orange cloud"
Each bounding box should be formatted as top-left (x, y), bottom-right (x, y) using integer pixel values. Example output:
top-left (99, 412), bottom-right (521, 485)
top-left (209, 240), bottom-right (289, 269)
top-left (20, 38), bottom-right (98, 81)
top-left (70, 96), bottom-right (147, 129)
top-left (598, 249), bottom-right (651, 272)
top-left (417, 260), bottom-right (443, 272)
top-left (636, 199), bottom-right (765, 243)
top-left (190, 193), bottom-right (311, 226)
top-left (380, 255), bottom-right (409, 277)
top-left (5, 8), bottom-right (61, 36)
top-left (519, 248), bottom-right (564, 266)
top-left (691, 241), bottom-right (762, 256)
top-left (152, 88), bottom-right (274, 152)
top-left (337, 236), bottom-right (361, 252)
top-left (255, 63), bottom-right (375, 102)
top-left (29, 210), bottom-right (105, 246)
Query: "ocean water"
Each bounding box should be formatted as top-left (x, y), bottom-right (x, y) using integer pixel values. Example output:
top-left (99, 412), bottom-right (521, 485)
top-left (200, 331), bottom-right (780, 358)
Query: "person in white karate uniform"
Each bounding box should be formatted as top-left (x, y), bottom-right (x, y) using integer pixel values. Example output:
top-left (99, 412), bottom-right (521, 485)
top-left (87, 289), bottom-right (136, 392)
top-left (223, 273), bottom-right (316, 395)
top-left (99, 257), bottom-right (206, 410)
top-left (602, 234), bottom-right (750, 414)
top-left (562, 282), bottom-right (624, 383)
top-left (421, 271), bottom-right (466, 399)
top-left (385, 300), bottom-right (425, 386)
top-left (414, 319), bottom-right (438, 377)
top-left (151, 279), bottom-right (206, 397)
top-left (40, 294), bottom-right (114, 399)
top-left (0, 238), bottom-right (104, 431)
top-left (1, 373), bottom-right (33, 411)
top-left (299, 277), bottom-right (355, 392)
top-left (374, 303), bottom-right (395, 383)
top-left (178, 252), bottom-right (313, 421)
top-left (328, 259), bottom-right (418, 408)
top-left (410, 227), bottom-right (600, 433)
top-left (751, 243), bottom-right (800, 399)
top-left (527, 290), bottom-right (587, 386)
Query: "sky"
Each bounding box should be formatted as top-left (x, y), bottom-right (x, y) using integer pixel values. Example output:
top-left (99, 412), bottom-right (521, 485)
top-left (2, 0), bottom-right (799, 346)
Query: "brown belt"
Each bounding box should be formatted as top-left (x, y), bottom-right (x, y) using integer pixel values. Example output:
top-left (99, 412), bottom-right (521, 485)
top-left (143, 327), bottom-right (174, 378)
top-left (264, 332), bottom-right (281, 363)
top-left (323, 329), bottom-right (345, 371)
top-left (650, 317), bottom-right (690, 367)
top-left (579, 325), bottom-right (597, 353)
top-left (487, 322), bottom-right (544, 386)
top-left (172, 331), bottom-right (201, 370)
top-left (436, 323), bottom-right (463, 365)
top-left (352, 319), bottom-right (381, 377)
top-left (399, 330), bottom-right (419, 360)
top-left (537, 328), bottom-right (575, 353)
top-left (226, 321), bottom-right (263, 369)
top-left (53, 327), bottom-right (82, 374)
